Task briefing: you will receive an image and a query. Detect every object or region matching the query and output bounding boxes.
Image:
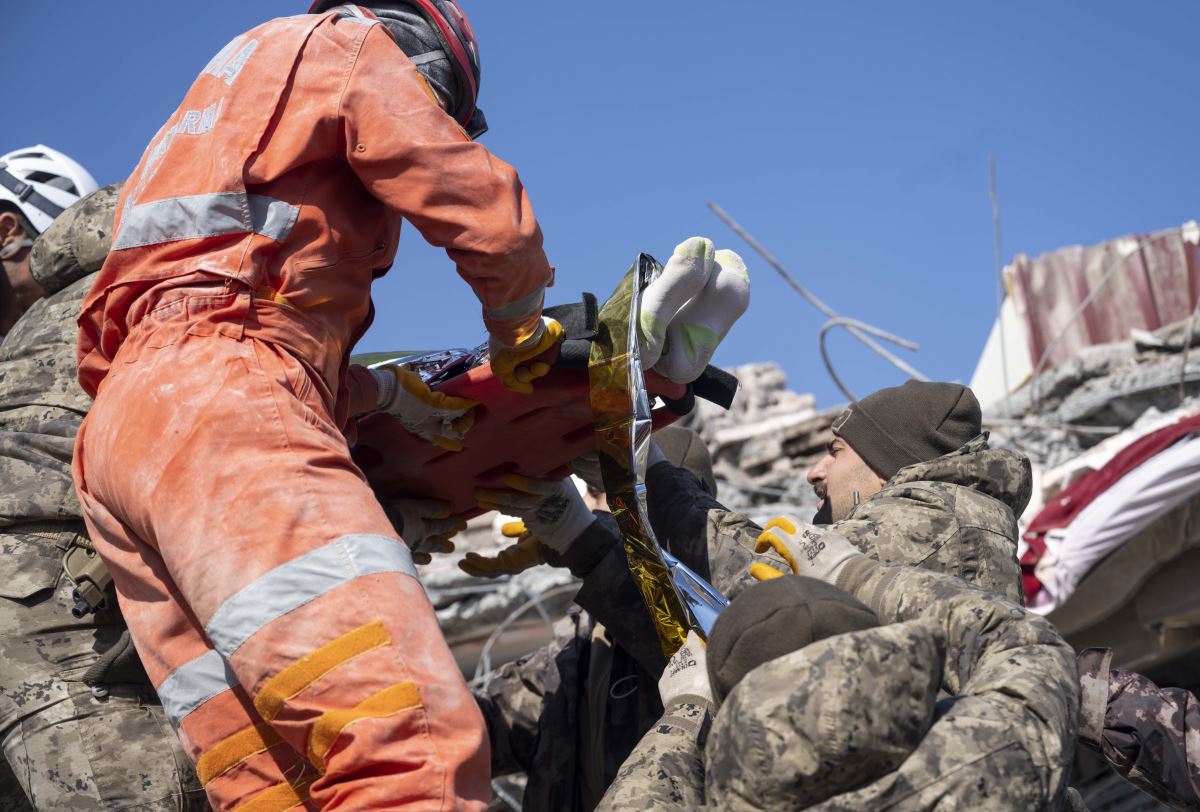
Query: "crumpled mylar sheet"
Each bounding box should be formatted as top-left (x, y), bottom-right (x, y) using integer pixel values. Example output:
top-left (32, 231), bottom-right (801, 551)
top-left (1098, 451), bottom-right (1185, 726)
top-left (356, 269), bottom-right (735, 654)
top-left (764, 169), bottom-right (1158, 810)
top-left (589, 254), bottom-right (692, 657)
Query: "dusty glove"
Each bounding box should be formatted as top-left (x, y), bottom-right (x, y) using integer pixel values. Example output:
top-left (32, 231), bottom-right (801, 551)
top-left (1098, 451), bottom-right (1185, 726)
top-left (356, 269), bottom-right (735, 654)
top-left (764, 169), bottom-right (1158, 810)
top-left (489, 316), bottom-right (564, 394)
top-left (474, 474), bottom-right (596, 553)
top-left (750, 515), bottom-right (861, 584)
top-left (654, 248), bottom-right (750, 384)
top-left (658, 630), bottom-right (714, 709)
top-left (569, 451), bottom-right (604, 493)
top-left (371, 364), bottom-right (477, 451)
top-left (458, 520), bottom-right (546, 577)
top-left (639, 237), bottom-right (717, 369)
top-left (382, 497), bottom-right (466, 565)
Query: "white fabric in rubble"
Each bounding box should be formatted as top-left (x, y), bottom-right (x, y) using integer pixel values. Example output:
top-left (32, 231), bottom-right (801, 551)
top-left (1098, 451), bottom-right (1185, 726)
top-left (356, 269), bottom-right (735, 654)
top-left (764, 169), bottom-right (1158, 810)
top-left (1043, 400), bottom-right (1200, 494)
top-left (1030, 432), bottom-right (1200, 614)
top-left (1020, 400), bottom-right (1200, 530)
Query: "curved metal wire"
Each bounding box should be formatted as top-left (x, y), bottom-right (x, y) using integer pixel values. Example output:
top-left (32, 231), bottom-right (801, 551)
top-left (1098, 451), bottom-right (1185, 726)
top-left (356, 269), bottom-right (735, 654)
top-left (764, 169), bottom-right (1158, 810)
top-left (709, 202), bottom-right (930, 393)
top-left (819, 317), bottom-right (921, 402)
top-left (470, 582), bottom-right (580, 691)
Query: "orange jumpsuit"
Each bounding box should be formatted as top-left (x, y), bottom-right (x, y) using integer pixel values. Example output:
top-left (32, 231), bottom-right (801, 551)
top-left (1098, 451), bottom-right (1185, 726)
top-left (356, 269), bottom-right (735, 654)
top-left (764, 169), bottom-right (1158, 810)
top-left (72, 7), bottom-right (552, 811)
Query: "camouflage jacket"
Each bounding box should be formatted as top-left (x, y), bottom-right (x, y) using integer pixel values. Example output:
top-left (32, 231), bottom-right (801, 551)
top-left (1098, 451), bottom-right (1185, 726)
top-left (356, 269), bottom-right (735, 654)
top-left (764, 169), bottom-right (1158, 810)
top-left (0, 184), bottom-right (119, 604)
top-left (598, 555), bottom-right (1080, 811)
top-left (1078, 648), bottom-right (1200, 812)
top-left (0, 183), bottom-right (120, 531)
top-left (0, 275), bottom-right (95, 528)
top-left (572, 435), bottom-right (1030, 673)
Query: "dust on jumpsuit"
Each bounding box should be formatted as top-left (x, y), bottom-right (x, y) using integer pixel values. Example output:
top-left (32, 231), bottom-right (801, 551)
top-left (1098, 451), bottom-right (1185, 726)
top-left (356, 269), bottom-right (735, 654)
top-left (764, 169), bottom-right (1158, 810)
top-left (73, 8), bottom-right (553, 811)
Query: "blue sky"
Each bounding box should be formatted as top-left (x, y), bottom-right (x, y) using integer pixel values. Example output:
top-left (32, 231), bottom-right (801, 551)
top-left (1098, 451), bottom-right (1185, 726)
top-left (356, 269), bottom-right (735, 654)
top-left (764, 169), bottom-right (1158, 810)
top-left (8, 2), bottom-right (1198, 406)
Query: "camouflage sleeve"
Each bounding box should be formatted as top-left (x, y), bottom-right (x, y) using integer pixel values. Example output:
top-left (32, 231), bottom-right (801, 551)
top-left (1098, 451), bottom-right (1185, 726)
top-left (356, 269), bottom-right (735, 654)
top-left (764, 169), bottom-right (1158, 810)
top-left (595, 701), bottom-right (711, 812)
top-left (835, 483), bottom-right (1024, 605)
top-left (831, 487), bottom-right (956, 568)
top-left (1078, 648), bottom-right (1200, 812)
top-left (473, 612), bottom-right (588, 778)
top-left (825, 556), bottom-right (1080, 810)
top-left (28, 182), bottom-right (121, 296)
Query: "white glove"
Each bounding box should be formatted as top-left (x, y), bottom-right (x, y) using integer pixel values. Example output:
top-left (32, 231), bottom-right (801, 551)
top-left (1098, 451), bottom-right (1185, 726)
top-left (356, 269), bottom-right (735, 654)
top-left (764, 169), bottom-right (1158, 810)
top-left (381, 498), bottom-right (467, 565)
top-left (750, 515), bottom-right (862, 584)
top-left (640, 237), bottom-right (717, 369)
top-left (658, 630), bottom-right (714, 709)
top-left (655, 248), bottom-right (750, 384)
top-left (473, 474), bottom-right (596, 553)
top-left (370, 364), bottom-right (477, 451)
top-left (638, 237), bottom-right (750, 384)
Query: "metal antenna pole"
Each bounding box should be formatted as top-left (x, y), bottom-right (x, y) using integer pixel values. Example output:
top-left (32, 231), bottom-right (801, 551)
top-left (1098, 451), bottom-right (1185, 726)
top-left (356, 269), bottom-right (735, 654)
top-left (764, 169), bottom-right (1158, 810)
top-left (989, 154), bottom-right (1012, 414)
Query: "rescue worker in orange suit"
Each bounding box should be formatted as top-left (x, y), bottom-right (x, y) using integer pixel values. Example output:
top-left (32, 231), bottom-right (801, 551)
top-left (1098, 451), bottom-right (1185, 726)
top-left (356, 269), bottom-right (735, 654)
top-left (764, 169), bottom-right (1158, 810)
top-left (72, 2), bottom-right (560, 810)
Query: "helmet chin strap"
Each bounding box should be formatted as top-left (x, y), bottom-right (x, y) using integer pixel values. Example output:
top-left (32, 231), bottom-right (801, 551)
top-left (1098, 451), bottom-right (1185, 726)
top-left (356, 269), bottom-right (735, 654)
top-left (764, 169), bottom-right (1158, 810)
top-left (0, 239), bottom-right (33, 260)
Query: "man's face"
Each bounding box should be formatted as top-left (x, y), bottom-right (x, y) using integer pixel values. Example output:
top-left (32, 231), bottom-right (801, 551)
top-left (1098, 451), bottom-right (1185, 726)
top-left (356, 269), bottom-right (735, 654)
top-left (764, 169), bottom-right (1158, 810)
top-left (805, 434), bottom-right (886, 524)
top-left (0, 211), bottom-right (41, 336)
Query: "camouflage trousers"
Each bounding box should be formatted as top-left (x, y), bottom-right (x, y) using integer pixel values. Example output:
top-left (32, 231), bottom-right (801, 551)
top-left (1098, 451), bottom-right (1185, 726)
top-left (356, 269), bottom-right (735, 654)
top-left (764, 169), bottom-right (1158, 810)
top-left (0, 527), bottom-right (207, 810)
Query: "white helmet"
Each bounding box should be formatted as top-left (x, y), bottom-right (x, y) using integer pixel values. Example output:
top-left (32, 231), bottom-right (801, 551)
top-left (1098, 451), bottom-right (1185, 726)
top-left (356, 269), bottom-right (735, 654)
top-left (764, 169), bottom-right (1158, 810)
top-left (0, 145), bottom-right (98, 235)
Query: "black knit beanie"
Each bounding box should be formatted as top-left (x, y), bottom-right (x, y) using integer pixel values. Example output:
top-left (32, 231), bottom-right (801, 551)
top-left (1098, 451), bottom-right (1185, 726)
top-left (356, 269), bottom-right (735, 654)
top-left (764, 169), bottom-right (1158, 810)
top-left (706, 576), bottom-right (878, 706)
top-left (832, 381), bottom-right (982, 481)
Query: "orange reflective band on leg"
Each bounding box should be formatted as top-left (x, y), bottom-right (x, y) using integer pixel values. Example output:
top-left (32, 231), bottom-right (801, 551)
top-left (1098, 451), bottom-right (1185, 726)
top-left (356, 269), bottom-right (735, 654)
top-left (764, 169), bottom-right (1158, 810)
top-left (197, 722), bottom-right (285, 785)
top-left (255, 619), bottom-right (391, 722)
top-left (307, 681), bottom-right (422, 772)
top-left (232, 776), bottom-right (315, 812)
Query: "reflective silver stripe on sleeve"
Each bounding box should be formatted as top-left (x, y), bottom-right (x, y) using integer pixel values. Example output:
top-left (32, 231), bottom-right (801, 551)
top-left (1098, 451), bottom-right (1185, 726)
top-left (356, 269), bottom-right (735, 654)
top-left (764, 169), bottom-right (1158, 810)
top-left (158, 649), bottom-right (239, 730)
top-left (205, 534), bottom-right (419, 659)
top-left (485, 283), bottom-right (546, 322)
top-left (112, 192), bottom-right (299, 250)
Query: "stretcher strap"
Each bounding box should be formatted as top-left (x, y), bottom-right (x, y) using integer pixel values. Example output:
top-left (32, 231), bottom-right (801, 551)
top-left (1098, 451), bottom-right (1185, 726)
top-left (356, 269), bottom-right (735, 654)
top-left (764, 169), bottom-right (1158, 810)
top-left (255, 620), bottom-right (391, 722)
top-left (307, 681), bottom-right (423, 772)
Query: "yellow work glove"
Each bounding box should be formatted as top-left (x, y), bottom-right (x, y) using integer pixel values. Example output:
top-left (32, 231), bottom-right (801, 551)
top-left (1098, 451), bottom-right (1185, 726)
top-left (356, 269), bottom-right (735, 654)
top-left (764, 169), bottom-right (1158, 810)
top-left (488, 316), bottom-right (564, 394)
top-left (749, 515), bottom-right (862, 584)
top-left (473, 473), bottom-right (596, 553)
top-left (381, 497), bottom-right (467, 565)
top-left (370, 364), bottom-right (478, 451)
top-left (457, 520), bottom-right (547, 578)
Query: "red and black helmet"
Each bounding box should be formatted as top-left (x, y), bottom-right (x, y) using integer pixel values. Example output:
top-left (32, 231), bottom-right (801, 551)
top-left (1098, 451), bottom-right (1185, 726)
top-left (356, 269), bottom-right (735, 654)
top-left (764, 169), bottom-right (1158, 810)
top-left (310, 1), bottom-right (487, 138)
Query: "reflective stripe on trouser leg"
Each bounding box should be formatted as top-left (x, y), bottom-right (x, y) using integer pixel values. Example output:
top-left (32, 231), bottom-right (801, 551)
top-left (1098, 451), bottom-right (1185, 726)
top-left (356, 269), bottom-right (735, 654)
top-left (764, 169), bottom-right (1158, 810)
top-left (75, 330), bottom-right (490, 810)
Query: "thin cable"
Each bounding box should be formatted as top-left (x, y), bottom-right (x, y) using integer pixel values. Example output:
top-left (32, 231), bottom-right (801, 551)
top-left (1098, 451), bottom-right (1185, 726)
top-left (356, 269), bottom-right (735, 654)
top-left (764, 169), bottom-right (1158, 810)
top-left (709, 202), bottom-right (930, 389)
top-left (981, 417), bottom-right (1119, 436)
top-left (819, 317), bottom-right (921, 402)
top-left (989, 155), bottom-right (1012, 414)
